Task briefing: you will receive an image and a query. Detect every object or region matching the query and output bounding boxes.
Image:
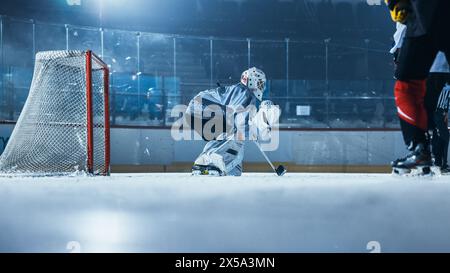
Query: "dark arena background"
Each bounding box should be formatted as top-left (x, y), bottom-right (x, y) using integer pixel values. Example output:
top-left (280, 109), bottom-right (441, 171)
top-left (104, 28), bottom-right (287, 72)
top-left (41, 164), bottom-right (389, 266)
top-left (0, 0), bottom-right (450, 256)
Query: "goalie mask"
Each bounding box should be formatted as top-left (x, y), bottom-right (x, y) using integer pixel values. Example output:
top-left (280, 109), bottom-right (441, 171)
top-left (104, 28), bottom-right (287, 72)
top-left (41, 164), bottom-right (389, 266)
top-left (241, 67), bottom-right (266, 101)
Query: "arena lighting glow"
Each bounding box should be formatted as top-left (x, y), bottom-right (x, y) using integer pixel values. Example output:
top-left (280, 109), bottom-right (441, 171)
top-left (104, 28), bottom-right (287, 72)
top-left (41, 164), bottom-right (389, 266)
top-left (66, 0), bottom-right (81, 6)
top-left (74, 210), bottom-right (134, 252)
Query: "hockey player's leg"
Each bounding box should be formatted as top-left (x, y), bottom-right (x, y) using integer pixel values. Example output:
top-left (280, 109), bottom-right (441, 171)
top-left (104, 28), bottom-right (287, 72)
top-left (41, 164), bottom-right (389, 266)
top-left (392, 84), bottom-right (432, 174)
top-left (431, 128), bottom-right (442, 167)
top-left (433, 110), bottom-right (449, 172)
top-left (227, 164), bottom-right (243, 177)
top-left (427, 73), bottom-right (450, 168)
top-left (192, 135), bottom-right (244, 176)
top-left (391, 80), bottom-right (432, 173)
top-left (440, 126), bottom-right (449, 173)
top-left (442, 117), bottom-right (450, 170)
top-left (391, 35), bottom-right (437, 174)
top-left (396, 82), bottom-right (427, 137)
top-left (442, 137), bottom-right (449, 173)
top-left (394, 80), bottom-right (428, 144)
top-left (218, 140), bottom-right (244, 176)
top-left (192, 140), bottom-right (227, 176)
top-left (424, 73), bottom-right (443, 132)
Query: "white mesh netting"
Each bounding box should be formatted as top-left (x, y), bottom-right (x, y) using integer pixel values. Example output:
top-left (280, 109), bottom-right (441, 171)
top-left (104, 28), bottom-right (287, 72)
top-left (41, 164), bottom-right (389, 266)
top-left (0, 50), bottom-right (108, 176)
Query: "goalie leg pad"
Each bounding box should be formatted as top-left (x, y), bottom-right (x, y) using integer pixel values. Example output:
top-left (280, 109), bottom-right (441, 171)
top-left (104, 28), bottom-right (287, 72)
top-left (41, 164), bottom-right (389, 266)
top-left (194, 137), bottom-right (244, 176)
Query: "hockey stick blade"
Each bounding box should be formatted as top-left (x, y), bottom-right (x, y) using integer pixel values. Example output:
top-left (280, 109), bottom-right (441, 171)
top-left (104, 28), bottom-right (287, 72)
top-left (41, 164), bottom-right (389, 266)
top-left (255, 141), bottom-right (287, 177)
top-left (276, 165), bottom-right (287, 176)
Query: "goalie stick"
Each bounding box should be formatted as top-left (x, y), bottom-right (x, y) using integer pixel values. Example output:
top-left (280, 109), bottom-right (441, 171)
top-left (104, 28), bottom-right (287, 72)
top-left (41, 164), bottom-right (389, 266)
top-left (254, 141), bottom-right (286, 176)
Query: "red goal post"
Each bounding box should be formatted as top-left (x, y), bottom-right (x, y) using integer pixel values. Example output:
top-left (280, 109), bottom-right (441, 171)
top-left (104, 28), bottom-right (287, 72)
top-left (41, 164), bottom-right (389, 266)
top-left (86, 50), bottom-right (110, 175)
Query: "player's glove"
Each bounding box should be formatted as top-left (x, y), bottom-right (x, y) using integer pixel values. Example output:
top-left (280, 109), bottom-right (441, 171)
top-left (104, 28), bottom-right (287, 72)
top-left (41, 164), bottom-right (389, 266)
top-left (252, 100), bottom-right (280, 141)
top-left (385, 0), bottom-right (411, 24)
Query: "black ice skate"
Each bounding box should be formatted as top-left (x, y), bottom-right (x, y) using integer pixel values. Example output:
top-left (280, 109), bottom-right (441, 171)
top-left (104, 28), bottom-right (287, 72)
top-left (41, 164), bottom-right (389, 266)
top-left (191, 164), bottom-right (223, 176)
top-left (392, 143), bottom-right (432, 175)
top-left (440, 164), bottom-right (450, 175)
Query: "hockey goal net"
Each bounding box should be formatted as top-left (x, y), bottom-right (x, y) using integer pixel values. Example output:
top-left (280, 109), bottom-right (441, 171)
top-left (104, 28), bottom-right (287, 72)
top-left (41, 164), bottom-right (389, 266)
top-left (0, 50), bottom-right (110, 176)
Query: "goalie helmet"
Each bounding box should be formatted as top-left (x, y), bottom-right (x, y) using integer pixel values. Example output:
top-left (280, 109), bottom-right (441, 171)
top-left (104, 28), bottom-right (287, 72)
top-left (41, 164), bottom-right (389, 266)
top-left (241, 67), bottom-right (266, 101)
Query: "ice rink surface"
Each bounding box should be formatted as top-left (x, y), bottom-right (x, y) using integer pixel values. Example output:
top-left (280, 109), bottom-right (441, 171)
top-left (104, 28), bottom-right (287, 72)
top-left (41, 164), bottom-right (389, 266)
top-left (1, 172), bottom-right (450, 253)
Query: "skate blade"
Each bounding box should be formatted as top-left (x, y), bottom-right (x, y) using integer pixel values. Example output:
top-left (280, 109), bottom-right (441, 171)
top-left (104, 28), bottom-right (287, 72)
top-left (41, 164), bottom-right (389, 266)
top-left (393, 168), bottom-right (411, 175)
top-left (419, 166), bottom-right (432, 176)
top-left (434, 167), bottom-right (450, 175)
top-left (191, 170), bottom-right (221, 176)
top-left (392, 166), bottom-right (433, 176)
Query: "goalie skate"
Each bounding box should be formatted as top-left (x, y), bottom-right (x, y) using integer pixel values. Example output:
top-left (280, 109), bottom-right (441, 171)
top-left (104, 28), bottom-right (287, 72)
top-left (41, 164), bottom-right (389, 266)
top-left (191, 165), bottom-right (223, 176)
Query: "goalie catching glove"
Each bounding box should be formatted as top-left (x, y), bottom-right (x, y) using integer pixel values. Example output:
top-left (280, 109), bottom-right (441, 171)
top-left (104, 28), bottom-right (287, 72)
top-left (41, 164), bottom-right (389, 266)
top-left (385, 0), bottom-right (411, 24)
top-left (250, 100), bottom-right (281, 141)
